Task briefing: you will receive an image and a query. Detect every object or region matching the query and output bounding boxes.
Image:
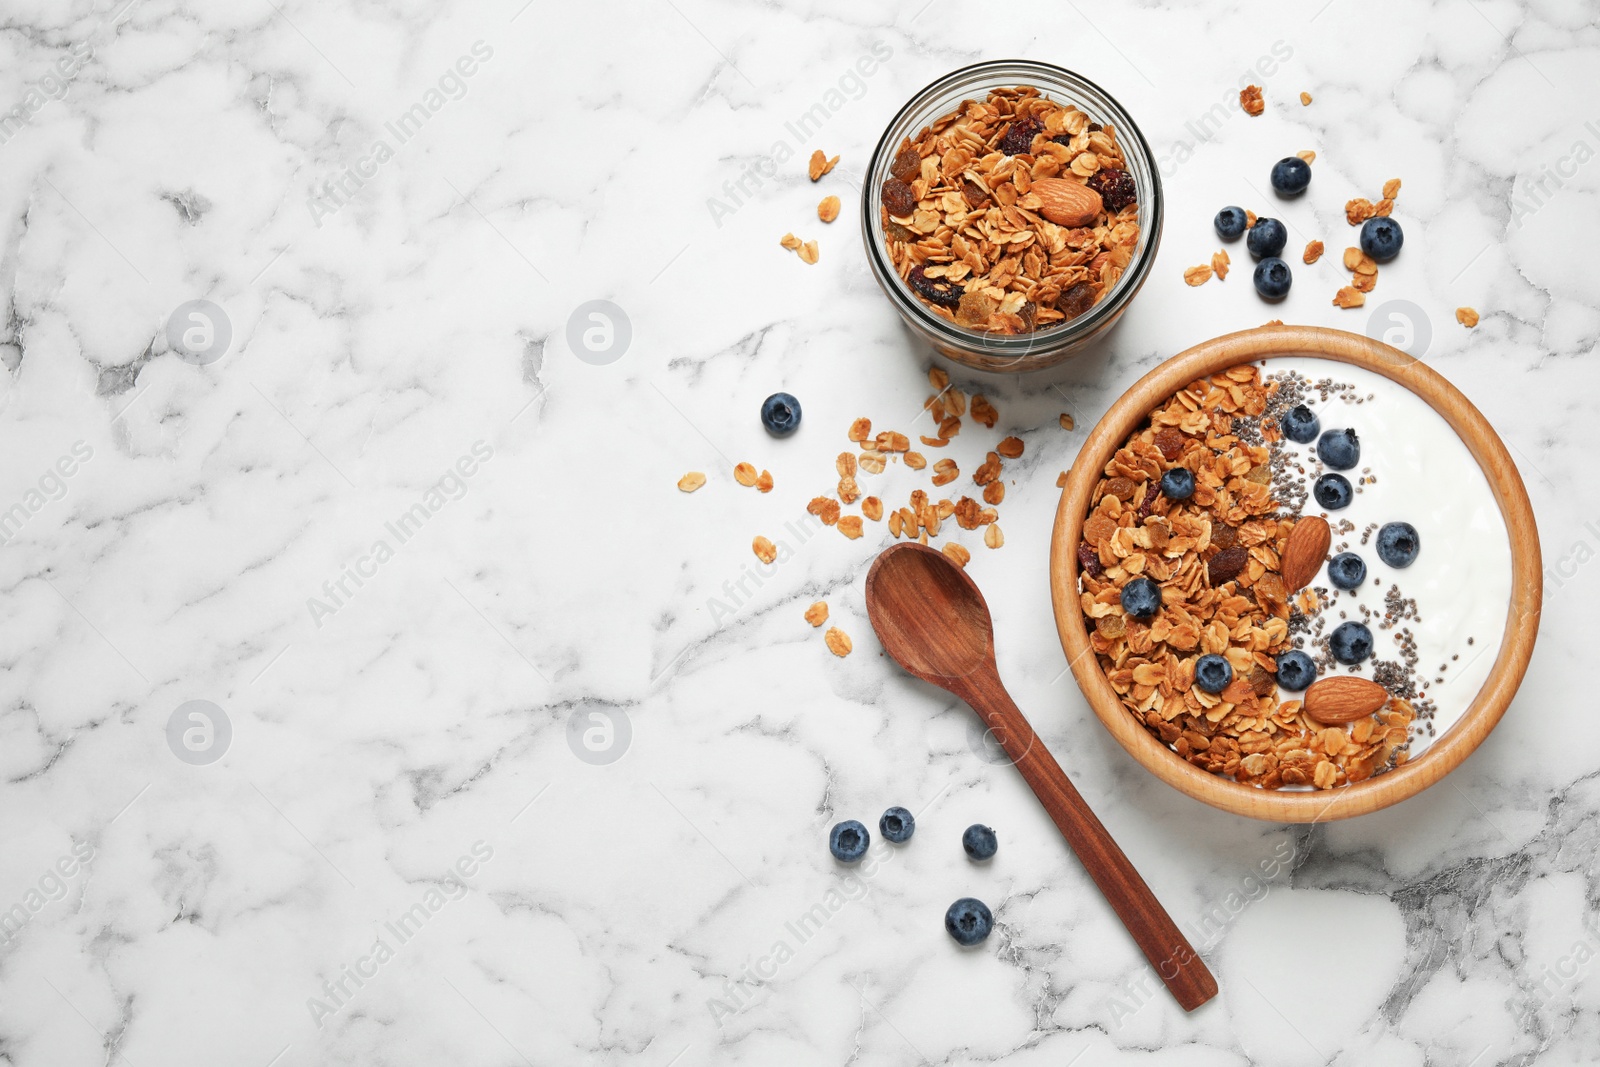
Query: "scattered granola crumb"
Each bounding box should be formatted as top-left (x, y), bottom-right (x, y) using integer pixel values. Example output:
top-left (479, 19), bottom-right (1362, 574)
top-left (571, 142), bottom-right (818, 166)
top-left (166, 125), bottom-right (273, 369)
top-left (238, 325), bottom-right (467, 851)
top-left (985, 524), bottom-right (1004, 549)
top-left (942, 542), bottom-right (971, 567)
top-left (1300, 91), bottom-right (1312, 106)
top-left (1184, 263), bottom-right (1214, 287)
top-left (1297, 150), bottom-right (1316, 163)
top-left (755, 469), bottom-right (773, 493)
top-left (848, 417), bottom-right (872, 443)
top-left (1456, 307), bottom-right (1480, 328)
top-left (734, 462), bottom-right (758, 487)
top-left (818, 195), bottom-right (840, 223)
top-left (1345, 198), bottom-right (1375, 225)
top-left (1240, 84), bottom-right (1265, 116)
top-left (1245, 209), bottom-right (1258, 229)
top-left (809, 150), bottom-right (838, 181)
top-left (677, 472), bottom-right (706, 492)
top-left (780, 233), bottom-right (802, 251)
top-left (1060, 413), bottom-right (1075, 431)
top-left (753, 536), bottom-right (777, 564)
top-left (1057, 471), bottom-right (1069, 488)
top-left (1333, 286), bottom-right (1366, 308)
top-left (798, 240), bottom-right (819, 265)
top-left (862, 496), bottom-right (884, 521)
top-left (824, 626), bottom-right (852, 656)
top-left (837, 516), bottom-right (863, 539)
top-left (1383, 178), bottom-right (1402, 200)
top-left (997, 436), bottom-right (1025, 459)
top-left (1212, 249), bottom-right (1231, 280)
top-left (1303, 240), bottom-right (1324, 265)
top-left (805, 602), bottom-right (829, 627)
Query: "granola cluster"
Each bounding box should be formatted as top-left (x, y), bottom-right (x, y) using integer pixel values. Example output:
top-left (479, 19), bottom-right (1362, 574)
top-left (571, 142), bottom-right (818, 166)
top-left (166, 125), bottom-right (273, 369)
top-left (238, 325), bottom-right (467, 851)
top-left (880, 87), bottom-right (1142, 334)
top-left (1077, 365), bottom-right (1414, 790)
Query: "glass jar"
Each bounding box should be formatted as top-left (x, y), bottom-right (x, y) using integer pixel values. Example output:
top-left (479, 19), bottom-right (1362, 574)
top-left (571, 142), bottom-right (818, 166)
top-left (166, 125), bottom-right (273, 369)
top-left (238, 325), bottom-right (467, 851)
top-left (860, 59), bottom-right (1163, 372)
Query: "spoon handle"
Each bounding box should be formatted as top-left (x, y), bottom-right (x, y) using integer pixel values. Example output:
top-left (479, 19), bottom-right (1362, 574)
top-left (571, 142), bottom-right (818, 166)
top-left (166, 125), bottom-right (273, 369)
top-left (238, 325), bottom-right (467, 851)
top-left (958, 668), bottom-right (1218, 1012)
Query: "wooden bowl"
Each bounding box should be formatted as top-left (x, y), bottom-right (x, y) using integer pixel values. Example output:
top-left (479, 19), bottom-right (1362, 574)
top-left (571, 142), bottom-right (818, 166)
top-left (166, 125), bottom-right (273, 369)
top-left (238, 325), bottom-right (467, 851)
top-left (1048, 325), bottom-right (1541, 822)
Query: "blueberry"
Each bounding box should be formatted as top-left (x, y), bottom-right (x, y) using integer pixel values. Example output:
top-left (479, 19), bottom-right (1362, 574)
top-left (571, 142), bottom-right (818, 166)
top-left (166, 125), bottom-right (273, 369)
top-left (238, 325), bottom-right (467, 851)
top-left (1275, 650), bottom-right (1317, 691)
top-left (829, 820), bottom-right (869, 863)
top-left (1317, 428), bottom-right (1360, 470)
top-left (1247, 217), bottom-right (1288, 259)
top-left (1160, 467), bottom-right (1195, 501)
top-left (1313, 473), bottom-right (1353, 509)
top-left (1328, 552), bottom-right (1367, 590)
top-left (1253, 257), bottom-right (1292, 301)
top-left (1281, 404), bottom-right (1320, 444)
top-left (1214, 206), bottom-right (1249, 241)
top-left (1359, 216), bottom-right (1404, 262)
top-left (879, 807), bottom-right (915, 844)
top-left (1193, 653), bottom-right (1233, 694)
top-left (945, 897), bottom-right (993, 946)
top-left (1329, 621), bottom-right (1374, 665)
top-left (1270, 156), bottom-right (1312, 196)
top-left (962, 824), bottom-right (998, 861)
top-left (760, 392), bottom-right (802, 437)
top-left (1119, 577), bottom-right (1162, 619)
top-left (1376, 522), bottom-right (1420, 568)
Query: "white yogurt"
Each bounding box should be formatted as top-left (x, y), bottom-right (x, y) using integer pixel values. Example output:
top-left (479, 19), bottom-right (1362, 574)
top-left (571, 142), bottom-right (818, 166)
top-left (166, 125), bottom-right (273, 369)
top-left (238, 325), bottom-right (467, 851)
top-left (1264, 357), bottom-right (1512, 754)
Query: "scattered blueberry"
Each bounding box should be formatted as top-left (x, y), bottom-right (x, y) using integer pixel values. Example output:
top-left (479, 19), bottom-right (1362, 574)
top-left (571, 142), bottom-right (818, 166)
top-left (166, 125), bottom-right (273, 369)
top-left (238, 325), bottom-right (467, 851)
top-left (1247, 217), bottom-right (1288, 259)
top-left (1328, 552), bottom-right (1367, 590)
top-left (1160, 467), bottom-right (1195, 501)
top-left (1376, 522), bottom-right (1421, 568)
top-left (879, 807), bottom-right (915, 844)
top-left (1193, 654), bottom-right (1233, 694)
top-left (962, 824), bottom-right (998, 861)
top-left (1214, 206), bottom-right (1249, 241)
top-left (1275, 650), bottom-right (1317, 691)
top-left (945, 897), bottom-right (994, 946)
top-left (1120, 577), bottom-right (1162, 619)
top-left (1359, 216), bottom-right (1404, 262)
top-left (760, 392), bottom-right (802, 437)
top-left (1270, 156), bottom-right (1312, 196)
top-left (1313, 473), bottom-right (1353, 509)
top-left (1329, 621), bottom-right (1374, 665)
top-left (1253, 257), bottom-right (1292, 300)
top-left (829, 820), bottom-right (869, 863)
top-left (1281, 404), bottom-right (1320, 444)
top-left (1317, 428), bottom-right (1360, 470)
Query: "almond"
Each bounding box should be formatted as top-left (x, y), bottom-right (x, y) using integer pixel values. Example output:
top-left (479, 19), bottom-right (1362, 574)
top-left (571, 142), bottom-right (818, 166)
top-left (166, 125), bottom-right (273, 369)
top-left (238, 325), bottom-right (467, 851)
top-left (1031, 177), bottom-right (1104, 227)
top-left (1280, 515), bottom-right (1331, 592)
top-left (1303, 676), bottom-right (1389, 723)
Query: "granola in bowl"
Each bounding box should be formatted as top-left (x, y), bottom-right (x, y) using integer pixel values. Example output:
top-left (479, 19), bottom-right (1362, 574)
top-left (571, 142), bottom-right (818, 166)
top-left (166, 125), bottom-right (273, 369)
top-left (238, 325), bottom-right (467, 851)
top-left (1075, 359), bottom-right (1513, 792)
top-left (880, 86), bottom-right (1142, 336)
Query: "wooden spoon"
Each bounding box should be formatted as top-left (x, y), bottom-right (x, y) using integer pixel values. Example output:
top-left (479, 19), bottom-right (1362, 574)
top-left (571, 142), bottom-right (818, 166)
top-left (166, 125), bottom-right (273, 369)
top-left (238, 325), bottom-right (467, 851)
top-left (865, 542), bottom-right (1217, 1012)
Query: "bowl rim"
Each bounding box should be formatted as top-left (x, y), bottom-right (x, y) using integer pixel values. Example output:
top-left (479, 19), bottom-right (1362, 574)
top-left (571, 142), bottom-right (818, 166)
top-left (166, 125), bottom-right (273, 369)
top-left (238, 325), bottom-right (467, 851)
top-left (858, 58), bottom-right (1164, 365)
top-left (1047, 324), bottom-right (1542, 823)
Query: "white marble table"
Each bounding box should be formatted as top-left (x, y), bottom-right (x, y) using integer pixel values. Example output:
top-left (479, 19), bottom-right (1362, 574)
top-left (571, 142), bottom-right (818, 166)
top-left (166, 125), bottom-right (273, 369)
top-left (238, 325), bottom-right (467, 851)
top-left (0, 1), bottom-right (1594, 1063)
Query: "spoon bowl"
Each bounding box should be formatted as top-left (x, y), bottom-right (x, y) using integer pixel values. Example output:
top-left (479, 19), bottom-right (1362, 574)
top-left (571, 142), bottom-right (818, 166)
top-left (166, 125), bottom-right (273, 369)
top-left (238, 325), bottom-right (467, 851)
top-left (864, 543), bottom-right (995, 680)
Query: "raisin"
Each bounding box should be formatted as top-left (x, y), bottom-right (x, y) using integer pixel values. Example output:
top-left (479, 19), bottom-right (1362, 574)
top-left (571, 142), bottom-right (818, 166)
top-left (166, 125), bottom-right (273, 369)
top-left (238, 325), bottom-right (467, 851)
top-left (1078, 542), bottom-right (1104, 578)
top-left (999, 117), bottom-right (1042, 156)
top-left (885, 221), bottom-right (916, 243)
top-left (908, 265), bottom-right (962, 309)
top-left (1207, 545), bottom-right (1248, 586)
top-left (1211, 523), bottom-right (1238, 550)
top-left (1096, 613), bottom-right (1125, 638)
top-left (1153, 427), bottom-right (1185, 461)
top-left (1051, 133), bottom-right (1074, 148)
top-left (955, 290), bottom-right (996, 327)
top-left (881, 177), bottom-right (915, 217)
top-left (1248, 666), bottom-right (1276, 697)
top-left (1087, 121), bottom-right (1103, 132)
top-left (1104, 475), bottom-right (1136, 501)
top-left (890, 145), bottom-right (921, 182)
top-left (1137, 482), bottom-right (1159, 518)
top-left (1058, 282), bottom-right (1097, 320)
top-left (961, 178), bottom-right (990, 209)
top-left (1088, 168), bottom-right (1137, 213)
